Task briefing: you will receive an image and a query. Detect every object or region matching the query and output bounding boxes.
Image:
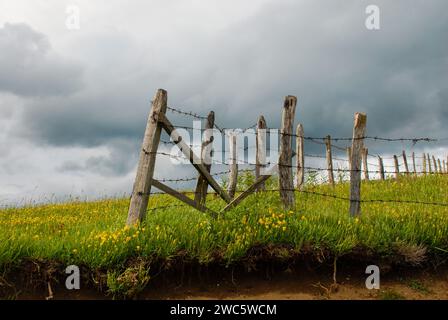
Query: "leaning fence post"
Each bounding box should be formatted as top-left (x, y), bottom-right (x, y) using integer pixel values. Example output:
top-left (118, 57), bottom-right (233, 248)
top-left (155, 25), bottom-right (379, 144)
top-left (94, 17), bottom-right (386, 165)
top-left (349, 112), bottom-right (366, 217)
top-left (228, 133), bottom-right (238, 199)
top-left (422, 153), bottom-right (427, 175)
top-left (362, 147), bottom-right (369, 181)
top-left (402, 150), bottom-right (409, 175)
top-left (325, 135), bottom-right (335, 186)
top-left (255, 116), bottom-right (267, 192)
top-left (194, 111), bottom-right (215, 206)
top-left (412, 152), bottom-right (416, 176)
top-left (127, 89), bottom-right (167, 226)
top-left (378, 156), bottom-right (385, 180)
top-left (437, 158), bottom-right (442, 174)
top-left (427, 154), bottom-right (432, 173)
top-left (296, 124), bottom-right (305, 190)
top-left (279, 95), bottom-right (297, 209)
top-left (432, 155), bottom-right (437, 175)
top-left (393, 155), bottom-right (400, 179)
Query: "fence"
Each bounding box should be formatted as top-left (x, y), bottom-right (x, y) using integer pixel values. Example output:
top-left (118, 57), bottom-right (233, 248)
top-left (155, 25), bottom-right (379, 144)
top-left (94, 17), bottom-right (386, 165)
top-left (126, 89), bottom-right (448, 225)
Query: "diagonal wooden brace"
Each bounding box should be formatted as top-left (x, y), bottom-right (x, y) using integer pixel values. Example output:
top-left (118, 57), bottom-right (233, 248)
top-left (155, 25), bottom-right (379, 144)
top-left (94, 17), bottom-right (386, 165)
top-left (158, 113), bottom-right (232, 204)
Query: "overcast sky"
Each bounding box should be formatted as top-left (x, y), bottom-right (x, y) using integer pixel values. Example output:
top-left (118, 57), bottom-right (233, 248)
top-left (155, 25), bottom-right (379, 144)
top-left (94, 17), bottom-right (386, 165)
top-left (1, 0), bottom-right (447, 206)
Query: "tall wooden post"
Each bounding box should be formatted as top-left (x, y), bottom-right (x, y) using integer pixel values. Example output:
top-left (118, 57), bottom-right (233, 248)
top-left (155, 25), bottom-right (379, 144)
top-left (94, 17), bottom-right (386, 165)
top-left (127, 89), bottom-right (167, 226)
top-left (422, 153), bottom-right (427, 175)
top-left (349, 113), bottom-right (366, 217)
top-left (437, 158), bottom-right (442, 174)
top-left (279, 95), bottom-right (297, 209)
top-left (296, 124), bottom-right (305, 190)
top-left (362, 147), bottom-right (369, 181)
top-left (325, 135), bottom-right (335, 186)
top-left (412, 152), bottom-right (416, 175)
top-left (228, 133), bottom-right (238, 199)
top-left (378, 156), bottom-right (385, 180)
top-left (394, 155), bottom-right (400, 179)
top-left (402, 150), bottom-right (409, 175)
top-left (255, 116), bottom-right (267, 192)
top-left (427, 154), bottom-right (432, 173)
top-left (195, 111), bottom-right (215, 206)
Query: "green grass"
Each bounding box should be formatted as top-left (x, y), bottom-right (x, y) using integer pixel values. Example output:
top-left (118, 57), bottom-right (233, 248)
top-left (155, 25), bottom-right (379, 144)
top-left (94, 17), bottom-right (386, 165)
top-left (0, 174), bottom-right (447, 272)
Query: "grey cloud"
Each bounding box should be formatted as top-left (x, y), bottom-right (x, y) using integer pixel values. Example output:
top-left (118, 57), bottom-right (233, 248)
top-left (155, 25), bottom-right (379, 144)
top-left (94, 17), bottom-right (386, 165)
top-left (0, 23), bottom-right (83, 97)
top-left (5, 0), bottom-right (448, 182)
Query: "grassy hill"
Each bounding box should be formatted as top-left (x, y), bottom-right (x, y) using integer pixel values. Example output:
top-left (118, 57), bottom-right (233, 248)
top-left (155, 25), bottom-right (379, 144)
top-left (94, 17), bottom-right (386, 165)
top-left (0, 174), bottom-right (447, 297)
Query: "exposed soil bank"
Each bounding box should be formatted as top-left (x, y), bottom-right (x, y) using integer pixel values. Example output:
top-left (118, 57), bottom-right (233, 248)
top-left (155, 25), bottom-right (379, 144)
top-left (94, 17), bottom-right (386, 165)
top-left (1, 256), bottom-right (447, 300)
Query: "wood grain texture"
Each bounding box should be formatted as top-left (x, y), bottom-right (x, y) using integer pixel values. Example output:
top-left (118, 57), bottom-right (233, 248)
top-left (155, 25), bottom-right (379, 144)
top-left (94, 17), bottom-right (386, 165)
top-left (349, 113), bottom-right (366, 217)
top-left (279, 96), bottom-right (297, 209)
top-left (127, 89), bottom-right (167, 226)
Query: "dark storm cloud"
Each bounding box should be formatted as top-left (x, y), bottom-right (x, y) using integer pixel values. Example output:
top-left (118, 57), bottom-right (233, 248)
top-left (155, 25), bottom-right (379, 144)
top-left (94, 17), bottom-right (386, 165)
top-left (9, 0), bottom-right (448, 177)
top-left (0, 23), bottom-right (83, 97)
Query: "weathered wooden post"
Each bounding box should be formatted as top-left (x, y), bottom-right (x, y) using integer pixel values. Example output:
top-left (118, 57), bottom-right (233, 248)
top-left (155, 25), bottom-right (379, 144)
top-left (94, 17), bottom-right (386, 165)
top-left (349, 113), bottom-right (366, 217)
top-left (296, 123), bottom-right (305, 190)
top-left (443, 160), bottom-right (447, 174)
top-left (228, 133), bottom-right (238, 199)
top-left (432, 156), bottom-right (437, 174)
top-left (362, 147), bottom-right (369, 181)
top-left (195, 111), bottom-right (215, 206)
top-left (127, 89), bottom-right (167, 226)
top-left (422, 153), bottom-right (427, 175)
top-left (437, 158), bottom-right (442, 174)
top-left (412, 152), bottom-right (416, 175)
top-left (378, 156), bottom-right (385, 180)
top-left (325, 135), bottom-right (335, 186)
top-left (427, 154), bottom-right (432, 173)
top-left (402, 150), bottom-right (409, 175)
top-left (255, 116), bottom-right (267, 192)
top-left (393, 155), bottom-right (400, 179)
top-left (279, 95), bottom-right (297, 209)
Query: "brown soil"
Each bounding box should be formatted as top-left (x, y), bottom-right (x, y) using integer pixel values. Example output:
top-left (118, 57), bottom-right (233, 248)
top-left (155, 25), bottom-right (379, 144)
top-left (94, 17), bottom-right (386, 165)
top-left (8, 262), bottom-right (448, 300)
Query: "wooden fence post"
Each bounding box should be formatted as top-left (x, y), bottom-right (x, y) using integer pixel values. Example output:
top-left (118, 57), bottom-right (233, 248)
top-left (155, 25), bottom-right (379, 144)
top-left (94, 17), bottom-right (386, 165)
top-left (228, 133), bottom-right (238, 199)
top-left (362, 147), bottom-right (369, 181)
top-left (194, 111), bottom-right (215, 206)
top-left (296, 124), bottom-right (305, 190)
top-left (412, 152), bottom-right (416, 175)
top-left (427, 154), bottom-right (432, 173)
top-left (279, 95), bottom-right (297, 209)
top-left (432, 155), bottom-right (437, 174)
top-left (256, 116), bottom-right (267, 192)
top-left (127, 89), bottom-right (167, 226)
top-left (393, 155), bottom-right (400, 179)
top-left (443, 160), bottom-right (447, 174)
top-left (402, 150), bottom-right (409, 175)
top-left (437, 158), bottom-right (442, 174)
top-left (349, 113), bottom-right (366, 217)
top-left (378, 156), bottom-right (385, 180)
top-left (325, 135), bottom-right (335, 186)
top-left (422, 153), bottom-right (427, 175)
